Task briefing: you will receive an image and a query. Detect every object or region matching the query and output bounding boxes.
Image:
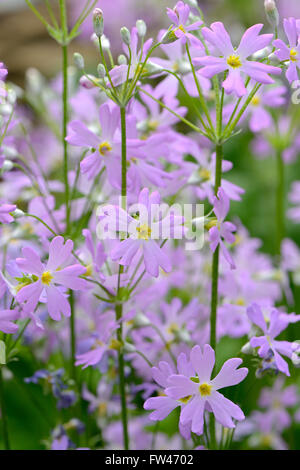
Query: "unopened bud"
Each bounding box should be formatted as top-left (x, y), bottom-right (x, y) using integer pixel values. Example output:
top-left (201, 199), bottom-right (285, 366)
top-left (134, 313), bottom-right (151, 327)
top-left (161, 26), bottom-right (178, 45)
top-left (123, 342), bottom-right (136, 353)
top-left (118, 54), bottom-right (127, 65)
top-left (120, 27), bottom-right (131, 46)
top-left (93, 8), bottom-right (104, 37)
top-left (1, 160), bottom-right (13, 172)
top-left (79, 75), bottom-right (96, 89)
top-left (97, 64), bottom-right (106, 79)
top-left (264, 0), bottom-right (279, 28)
top-left (73, 53), bottom-right (84, 70)
top-left (136, 19), bottom-right (147, 37)
top-left (13, 208), bottom-right (25, 218)
top-left (241, 342), bottom-right (253, 355)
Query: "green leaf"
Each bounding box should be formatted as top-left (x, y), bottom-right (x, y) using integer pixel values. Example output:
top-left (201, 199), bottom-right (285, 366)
top-left (0, 341), bottom-right (6, 365)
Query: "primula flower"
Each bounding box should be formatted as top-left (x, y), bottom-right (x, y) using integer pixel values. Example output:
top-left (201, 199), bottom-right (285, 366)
top-left (247, 303), bottom-right (300, 376)
top-left (208, 187), bottom-right (236, 269)
top-left (101, 188), bottom-right (184, 277)
top-left (0, 309), bottom-right (19, 334)
top-left (242, 83), bottom-right (287, 132)
top-left (16, 236), bottom-right (88, 321)
top-left (194, 22), bottom-right (281, 97)
top-left (144, 344), bottom-right (248, 436)
top-left (66, 103), bottom-right (142, 186)
top-left (166, 1), bottom-right (203, 46)
top-left (0, 203), bottom-right (16, 224)
top-left (274, 18), bottom-right (300, 83)
top-left (75, 311), bottom-right (120, 369)
top-left (0, 62), bottom-right (8, 97)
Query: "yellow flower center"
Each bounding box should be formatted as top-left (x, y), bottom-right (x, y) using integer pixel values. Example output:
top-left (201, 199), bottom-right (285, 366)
top-left (99, 141), bottom-right (112, 156)
top-left (177, 24), bottom-right (186, 33)
top-left (236, 297), bottom-right (246, 306)
top-left (109, 338), bottom-right (122, 350)
top-left (290, 48), bottom-right (298, 62)
top-left (84, 264), bottom-right (93, 277)
top-left (179, 395), bottom-right (192, 404)
top-left (98, 402), bottom-right (107, 416)
top-left (199, 383), bottom-right (212, 397)
top-left (41, 271), bottom-right (53, 286)
top-left (227, 54), bottom-right (242, 68)
top-left (167, 322), bottom-right (179, 335)
top-left (148, 120), bottom-right (159, 131)
top-left (136, 224), bottom-right (151, 240)
top-left (251, 95), bottom-right (261, 106)
top-left (199, 168), bottom-right (211, 181)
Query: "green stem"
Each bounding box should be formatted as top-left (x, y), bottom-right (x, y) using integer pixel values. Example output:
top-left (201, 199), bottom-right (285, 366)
top-left (69, 291), bottom-right (77, 385)
top-left (116, 106), bottom-right (129, 450)
top-left (62, 43), bottom-right (70, 233)
top-left (209, 143), bottom-right (223, 449)
top-left (115, 304), bottom-right (129, 450)
top-left (275, 149), bottom-right (285, 257)
top-left (0, 367), bottom-right (10, 450)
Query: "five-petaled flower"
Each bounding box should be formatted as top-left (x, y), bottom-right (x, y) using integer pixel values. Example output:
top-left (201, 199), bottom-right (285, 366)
top-left (274, 17), bottom-right (300, 83)
top-left (144, 344), bottom-right (248, 435)
top-left (193, 22), bottom-right (281, 97)
top-left (16, 236), bottom-right (88, 321)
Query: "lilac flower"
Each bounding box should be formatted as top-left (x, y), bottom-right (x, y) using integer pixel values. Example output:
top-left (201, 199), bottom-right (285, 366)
top-left (66, 103), bottom-right (141, 186)
top-left (0, 309), bottom-right (19, 334)
top-left (102, 188), bottom-right (184, 278)
top-left (166, 1), bottom-right (203, 46)
top-left (75, 311), bottom-right (119, 369)
top-left (274, 18), bottom-right (300, 83)
top-left (0, 203), bottom-right (16, 224)
top-left (243, 83), bottom-right (287, 133)
top-left (194, 23), bottom-right (281, 97)
top-left (16, 236), bottom-right (88, 321)
top-left (259, 377), bottom-right (299, 431)
top-left (208, 188), bottom-right (236, 269)
top-left (247, 303), bottom-right (300, 376)
top-left (145, 345), bottom-right (248, 436)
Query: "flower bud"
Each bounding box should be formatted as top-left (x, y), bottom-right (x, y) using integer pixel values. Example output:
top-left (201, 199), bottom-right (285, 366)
top-left (13, 208), bottom-right (25, 218)
top-left (97, 64), bottom-right (106, 79)
top-left (1, 160), bottom-right (13, 172)
top-left (120, 27), bottom-right (131, 46)
top-left (93, 8), bottom-right (104, 37)
top-left (118, 54), bottom-right (127, 65)
top-left (161, 27), bottom-right (178, 45)
top-left (241, 342), bottom-right (253, 355)
top-left (123, 342), bottom-right (136, 353)
top-left (264, 0), bottom-right (279, 28)
top-left (79, 75), bottom-right (95, 89)
top-left (133, 313), bottom-right (151, 327)
top-left (73, 53), bottom-right (85, 70)
top-left (136, 19), bottom-right (147, 37)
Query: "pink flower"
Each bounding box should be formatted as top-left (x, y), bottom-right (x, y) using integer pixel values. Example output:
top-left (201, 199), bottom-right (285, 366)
top-left (101, 188), bottom-right (184, 278)
top-left (66, 103), bottom-right (141, 186)
top-left (194, 22), bottom-right (281, 97)
top-left (274, 18), bottom-right (300, 83)
top-left (0, 203), bottom-right (16, 224)
top-left (166, 1), bottom-right (203, 46)
top-left (247, 303), bottom-right (300, 376)
top-left (209, 188), bottom-right (236, 269)
top-left (0, 309), bottom-right (19, 334)
top-left (16, 236), bottom-right (88, 321)
top-left (144, 344), bottom-right (248, 436)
